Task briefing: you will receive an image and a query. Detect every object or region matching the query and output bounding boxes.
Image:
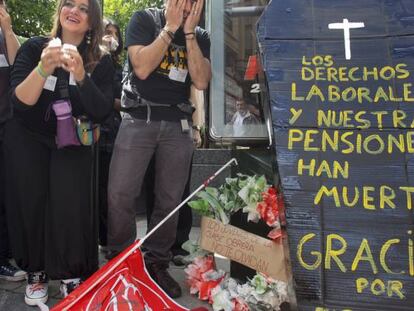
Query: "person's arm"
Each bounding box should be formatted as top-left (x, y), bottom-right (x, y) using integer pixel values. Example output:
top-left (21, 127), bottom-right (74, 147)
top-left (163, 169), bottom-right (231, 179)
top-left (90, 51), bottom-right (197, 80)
top-left (183, 0), bottom-right (211, 90)
top-left (128, 34), bottom-right (170, 80)
top-left (0, 6), bottom-right (19, 65)
top-left (14, 43), bottom-right (62, 106)
top-left (185, 35), bottom-right (211, 90)
top-left (190, 85), bottom-right (204, 147)
top-left (76, 54), bottom-right (114, 122)
top-left (129, 1), bottom-right (186, 80)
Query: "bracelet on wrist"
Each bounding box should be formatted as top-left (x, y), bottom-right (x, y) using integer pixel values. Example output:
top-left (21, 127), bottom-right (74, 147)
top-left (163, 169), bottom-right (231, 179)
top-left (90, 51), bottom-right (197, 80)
top-left (36, 61), bottom-right (49, 79)
top-left (184, 32), bottom-right (195, 36)
top-left (162, 28), bottom-right (175, 40)
top-left (192, 125), bottom-right (202, 131)
top-left (159, 32), bottom-right (170, 45)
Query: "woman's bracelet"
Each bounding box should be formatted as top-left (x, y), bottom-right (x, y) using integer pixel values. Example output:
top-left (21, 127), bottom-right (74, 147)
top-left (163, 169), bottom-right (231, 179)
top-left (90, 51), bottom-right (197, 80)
top-left (184, 32), bottom-right (195, 36)
top-left (36, 61), bottom-right (49, 79)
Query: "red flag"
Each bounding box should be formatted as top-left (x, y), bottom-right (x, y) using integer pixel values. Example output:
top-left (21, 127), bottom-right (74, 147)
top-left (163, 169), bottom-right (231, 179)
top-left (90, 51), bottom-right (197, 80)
top-left (53, 160), bottom-right (238, 311)
top-left (244, 55), bottom-right (259, 81)
top-left (52, 241), bottom-right (198, 311)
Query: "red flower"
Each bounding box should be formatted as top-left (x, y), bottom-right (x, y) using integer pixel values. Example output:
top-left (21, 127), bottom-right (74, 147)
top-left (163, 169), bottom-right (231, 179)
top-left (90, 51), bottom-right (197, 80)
top-left (184, 256), bottom-right (225, 301)
top-left (257, 187), bottom-right (280, 227)
top-left (268, 228), bottom-right (282, 241)
top-left (233, 297), bottom-right (249, 311)
top-left (199, 276), bottom-right (223, 301)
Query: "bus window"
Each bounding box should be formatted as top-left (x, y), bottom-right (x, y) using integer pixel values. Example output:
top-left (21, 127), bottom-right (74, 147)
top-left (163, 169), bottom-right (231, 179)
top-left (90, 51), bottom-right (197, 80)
top-left (206, 0), bottom-right (269, 143)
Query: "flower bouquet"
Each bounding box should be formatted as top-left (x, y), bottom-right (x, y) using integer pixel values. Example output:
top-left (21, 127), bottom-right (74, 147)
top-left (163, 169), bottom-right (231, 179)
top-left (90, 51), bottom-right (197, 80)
top-left (188, 174), bottom-right (285, 241)
top-left (184, 259), bottom-right (289, 311)
top-left (184, 255), bottom-right (226, 301)
top-left (211, 273), bottom-right (289, 311)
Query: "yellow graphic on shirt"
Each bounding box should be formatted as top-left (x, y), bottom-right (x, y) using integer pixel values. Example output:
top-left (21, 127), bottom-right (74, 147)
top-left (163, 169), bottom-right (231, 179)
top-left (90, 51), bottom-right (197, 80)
top-left (157, 43), bottom-right (187, 77)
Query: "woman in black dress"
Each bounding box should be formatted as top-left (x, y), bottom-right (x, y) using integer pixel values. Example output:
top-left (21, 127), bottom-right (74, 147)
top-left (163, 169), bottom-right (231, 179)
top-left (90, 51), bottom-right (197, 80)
top-left (3, 0), bottom-right (113, 305)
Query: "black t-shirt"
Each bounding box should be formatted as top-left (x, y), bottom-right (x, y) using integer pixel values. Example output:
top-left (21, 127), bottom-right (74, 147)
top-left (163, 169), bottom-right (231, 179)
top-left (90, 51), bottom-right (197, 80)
top-left (125, 8), bottom-right (210, 107)
top-left (11, 36), bottom-right (114, 136)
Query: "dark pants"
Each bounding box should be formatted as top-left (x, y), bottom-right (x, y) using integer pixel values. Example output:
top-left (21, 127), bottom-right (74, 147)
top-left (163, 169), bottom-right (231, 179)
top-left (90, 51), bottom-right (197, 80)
top-left (0, 140), bottom-right (10, 266)
top-left (144, 156), bottom-right (193, 253)
top-left (98, 111), bottom-right (121, 247)
top-left (108, 115), bottom-right (193, 264)
top-left (3, 119), bottom-right (98, 279)
top-left (98, 150), bottom-right (111, 246)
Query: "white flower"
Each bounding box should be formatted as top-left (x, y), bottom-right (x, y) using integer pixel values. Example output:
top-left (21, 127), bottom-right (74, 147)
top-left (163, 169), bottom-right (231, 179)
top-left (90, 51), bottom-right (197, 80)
top-left (212, 287), bottom-right (233, 311)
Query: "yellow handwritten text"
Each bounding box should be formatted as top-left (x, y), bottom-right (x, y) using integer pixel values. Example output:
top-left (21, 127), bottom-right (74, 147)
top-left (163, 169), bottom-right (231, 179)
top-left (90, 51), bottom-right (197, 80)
top-left (297, 233), bottom-right (414, 276)
top-left (288, 129), bottom-right (414, 155)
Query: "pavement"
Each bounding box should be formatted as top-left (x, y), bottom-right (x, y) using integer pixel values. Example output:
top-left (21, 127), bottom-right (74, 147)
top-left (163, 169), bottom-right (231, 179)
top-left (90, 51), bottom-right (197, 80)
top-left (0, 216), bottom-right (218, 310)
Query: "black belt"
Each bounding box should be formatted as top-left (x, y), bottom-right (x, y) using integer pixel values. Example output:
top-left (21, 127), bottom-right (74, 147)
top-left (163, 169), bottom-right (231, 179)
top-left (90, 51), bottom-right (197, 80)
top-left (121, 99), bottom-right (194, 123)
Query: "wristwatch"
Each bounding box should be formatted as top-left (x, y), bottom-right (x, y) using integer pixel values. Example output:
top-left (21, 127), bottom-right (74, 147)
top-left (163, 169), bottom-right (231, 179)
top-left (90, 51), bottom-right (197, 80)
top-left (192, 125), bottom-right (202, 131)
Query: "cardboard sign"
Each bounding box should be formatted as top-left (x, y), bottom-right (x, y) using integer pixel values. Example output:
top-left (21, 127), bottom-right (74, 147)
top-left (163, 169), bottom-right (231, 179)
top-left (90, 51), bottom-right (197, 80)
top-left (259, 0), bottom-right (414, 310)
top-left (200, 216), bottom-right (288, 282)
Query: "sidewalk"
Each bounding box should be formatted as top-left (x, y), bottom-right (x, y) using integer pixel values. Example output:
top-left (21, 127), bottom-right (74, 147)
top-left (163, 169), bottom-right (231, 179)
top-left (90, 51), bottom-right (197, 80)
top-left (0, 216), bottom-right (217, 310)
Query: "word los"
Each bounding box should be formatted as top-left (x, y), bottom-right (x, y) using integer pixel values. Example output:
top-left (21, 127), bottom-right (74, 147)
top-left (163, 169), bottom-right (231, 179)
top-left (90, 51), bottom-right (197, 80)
top-left (288, 129), bottom-right (414, 155)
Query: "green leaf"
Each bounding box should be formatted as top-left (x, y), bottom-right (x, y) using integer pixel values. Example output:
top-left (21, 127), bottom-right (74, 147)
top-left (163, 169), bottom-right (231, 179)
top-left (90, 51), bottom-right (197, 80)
top-left (197, 191), bottom-right (223, 212)
top-left (251, 274), bottom-right (268, 295)
top-left (188, 199), bottom-right (213, 217)
top-left (205, 187), bottom-right (220, 199)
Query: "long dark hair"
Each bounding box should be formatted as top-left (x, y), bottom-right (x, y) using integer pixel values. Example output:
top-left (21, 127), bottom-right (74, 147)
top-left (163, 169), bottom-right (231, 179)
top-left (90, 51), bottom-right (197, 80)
top-left (103, 18), bottom-right (123, 65)
top-left (50, 0), bottom-right (104, 72)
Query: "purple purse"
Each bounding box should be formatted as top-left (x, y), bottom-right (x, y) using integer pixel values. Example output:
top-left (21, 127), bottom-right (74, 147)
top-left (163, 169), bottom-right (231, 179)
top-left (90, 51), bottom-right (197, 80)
top-left (52, 99), bottom-right (80, 148)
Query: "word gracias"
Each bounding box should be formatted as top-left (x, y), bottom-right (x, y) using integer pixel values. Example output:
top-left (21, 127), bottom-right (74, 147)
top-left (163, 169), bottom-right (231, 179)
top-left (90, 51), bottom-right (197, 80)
top-left (297, 232), bottom-right (412, 299)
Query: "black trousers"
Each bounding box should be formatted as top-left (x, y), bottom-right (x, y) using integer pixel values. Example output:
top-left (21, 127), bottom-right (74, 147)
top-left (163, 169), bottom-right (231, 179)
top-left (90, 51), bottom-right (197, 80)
top-left (100, 153), bottom-right (192, 250)
top-left (107, 118), bottom-right (193, 264)
top-left (98, 150), bottom-right (111, 246)
top-left (3, 119), bottom-right (98, 280)
top-left (0, 140), bottom-right (10, 265)
top-left (144, 155), bottom-right (193, 252)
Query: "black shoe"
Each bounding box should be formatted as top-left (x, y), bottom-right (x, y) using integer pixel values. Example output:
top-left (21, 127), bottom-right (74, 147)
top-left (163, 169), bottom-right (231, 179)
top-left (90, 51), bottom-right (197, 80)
top-left (171, 248), bottom-right (190, 266)
top-left (0, 263), bottom-right (27, 281)
top-left (171, 248), bottom-right (189, 257)
top-left (145, 262), bottom-right (182, 298)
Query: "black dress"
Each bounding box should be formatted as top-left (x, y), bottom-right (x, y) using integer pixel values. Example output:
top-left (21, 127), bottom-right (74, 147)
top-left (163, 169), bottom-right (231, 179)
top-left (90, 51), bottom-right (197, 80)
top-left (3, 36), bottom-right (114, 280)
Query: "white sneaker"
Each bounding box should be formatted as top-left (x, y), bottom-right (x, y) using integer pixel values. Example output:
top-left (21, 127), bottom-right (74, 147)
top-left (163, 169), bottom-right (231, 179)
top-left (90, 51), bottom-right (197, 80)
top-left (60, 278), bottom-right (82, 298)
top-left (24, 272), bottom-right (48, 306)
